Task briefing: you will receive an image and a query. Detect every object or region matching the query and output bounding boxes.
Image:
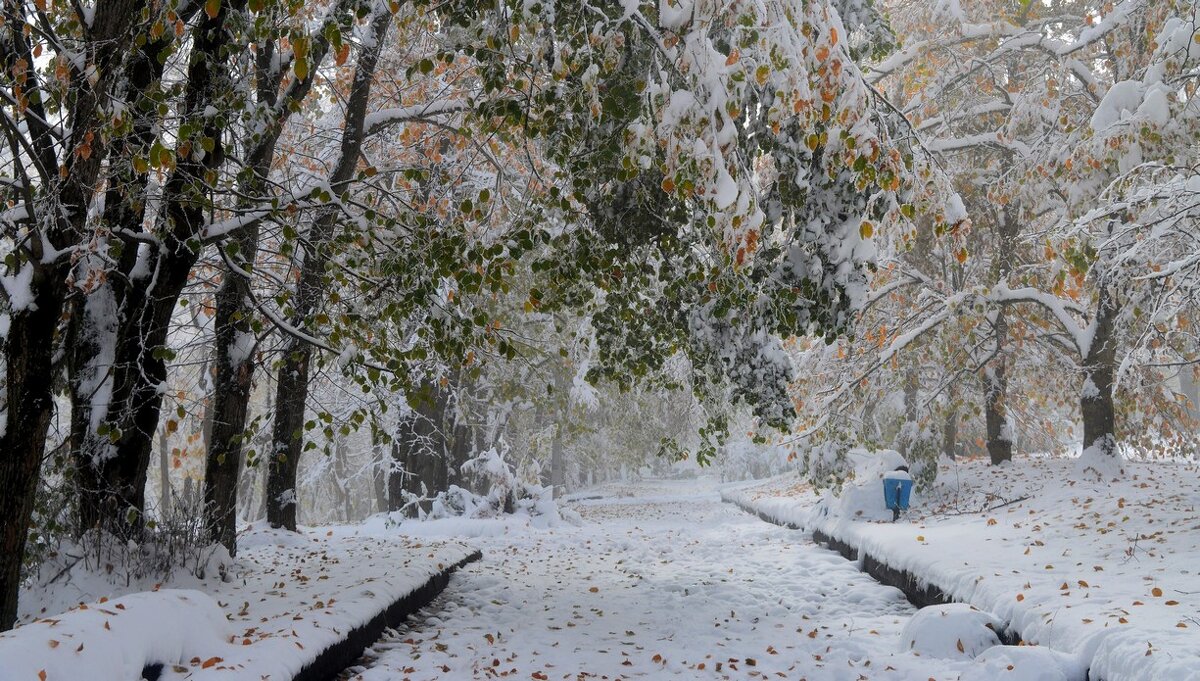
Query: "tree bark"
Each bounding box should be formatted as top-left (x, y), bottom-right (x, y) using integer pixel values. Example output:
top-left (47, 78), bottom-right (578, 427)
top-left (0, 283), bottom-right (61, 631)
top-left (371, 421), bottom-right (389, 512)
top-left (983, 204), bottom-right (1019, 465)
top-left (266, 9), bottom-right (392, 529)
top-left (983, 307), bottom-right (1013, 465)
top-left (1081, 283), bottom-right (1120, 463)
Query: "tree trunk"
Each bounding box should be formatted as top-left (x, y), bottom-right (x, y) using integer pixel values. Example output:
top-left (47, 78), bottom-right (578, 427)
top-left (203, 299), bottom-right (254, 551)
top-left (984, 308), bottom-right (1013, 465)
top-left (0, 281), bottom-right (63, 630)
top-left (371, 422), bottom-right (389, 513)
top-left (1081, 283), bottom-right (1120, 465)
top-left (388, 384), bottom-right (452, 516)
top-left (550, 424), bottom-right (566, 497)
top-left (941, 396), bottom-right (959, 460)
top-left (0, 0), bottom-right (144, 626)
top-left (387, 414), bottom-right (417, 513)
top-left (203, 2), bottom-right (343, 552)
top-left (72, 4), bottom-right (231, 539)
top-left (266, 345), bottom-right (310, 529)
top-left (897, 365), bottom-right (919, 458)
top-left (984, 203), bottom-right (1020, 465)
top-left (265, 9), bottom-right (392, 530)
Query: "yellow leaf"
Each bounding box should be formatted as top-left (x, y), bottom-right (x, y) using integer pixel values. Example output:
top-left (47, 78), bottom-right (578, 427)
top-left (204, 0), bottom-right (220, 19)
top-left (859, 221), bottom-right (873, 239)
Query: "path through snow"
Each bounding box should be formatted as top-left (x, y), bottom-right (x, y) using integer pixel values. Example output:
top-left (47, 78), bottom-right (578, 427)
top-left (347, 480), bottom-right (990, 680)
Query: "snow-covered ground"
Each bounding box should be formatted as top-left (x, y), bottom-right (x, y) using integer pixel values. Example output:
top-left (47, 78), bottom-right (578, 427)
top-left (345, 478), bottom-right (1066, 680)
top-left (724, 456), bottom-right (1200, 681)
top-left (2, 525), bottom-right (473, 681)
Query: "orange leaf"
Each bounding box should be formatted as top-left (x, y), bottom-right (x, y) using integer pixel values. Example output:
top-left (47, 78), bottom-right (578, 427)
top-left (201, 657), bottom-right (223, 669)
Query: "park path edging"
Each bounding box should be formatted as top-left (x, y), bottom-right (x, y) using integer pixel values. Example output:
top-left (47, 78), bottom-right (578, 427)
top-left (721, 494), bottom-right (1022, 644)
top-left (289, 549), bottom-right (482, 681)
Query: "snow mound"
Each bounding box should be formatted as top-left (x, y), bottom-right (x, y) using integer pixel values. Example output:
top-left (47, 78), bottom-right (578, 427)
top-left (899, 603), bottom-right (1001, 659)
top-left (0, 589), bottom-right (231, 681)
top-left (963, 645), bottom-right (1088, 681)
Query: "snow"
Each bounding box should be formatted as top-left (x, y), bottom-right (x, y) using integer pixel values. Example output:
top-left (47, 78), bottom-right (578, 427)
top-left (227, 330), bottom-right (256, 367)
top-left (726, 455), bottom-right (1200, 681)
top-left (5, 525), bottom-right (473, 681)
top-left (0, 590), bottom-right (230, 681)
top-left (346, 479), bottom-right (1051, 680)
top-left (899, 603), bottom-right (1002, 659)
top-left (1, 261), bottom-right (35, 311)
top-left (966, 646), bottom-right (1088, 681)
top-left (944, 192), bottom-right (968, 224)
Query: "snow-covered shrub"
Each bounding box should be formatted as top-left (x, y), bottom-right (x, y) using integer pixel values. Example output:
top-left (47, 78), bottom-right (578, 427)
top-left (899, 603), bottom-right (1002, 660)
top-left (461, 445), bottom-right (520, 513)
top-left (800, 435), bottom-right (857, 490)
top-left (28, 496), bottom-right (232, 599)
top-left (398, 446), bottom-right (569, 524)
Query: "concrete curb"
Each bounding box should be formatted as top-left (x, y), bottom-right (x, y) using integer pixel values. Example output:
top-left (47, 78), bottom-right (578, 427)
top-left (290, 549), bottom-right (483, 681)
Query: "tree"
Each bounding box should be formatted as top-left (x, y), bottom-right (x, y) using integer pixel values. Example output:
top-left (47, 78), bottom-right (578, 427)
top-left (0, 0), bottom-right (158, 631)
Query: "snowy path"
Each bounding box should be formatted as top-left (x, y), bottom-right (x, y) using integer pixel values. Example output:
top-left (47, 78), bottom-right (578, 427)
top-left (348, 480), bottom-right (979, 680)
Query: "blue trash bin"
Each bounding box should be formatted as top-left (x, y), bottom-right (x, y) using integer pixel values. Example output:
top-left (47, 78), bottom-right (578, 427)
top-left (883, 470), bottom-right (913, 521)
